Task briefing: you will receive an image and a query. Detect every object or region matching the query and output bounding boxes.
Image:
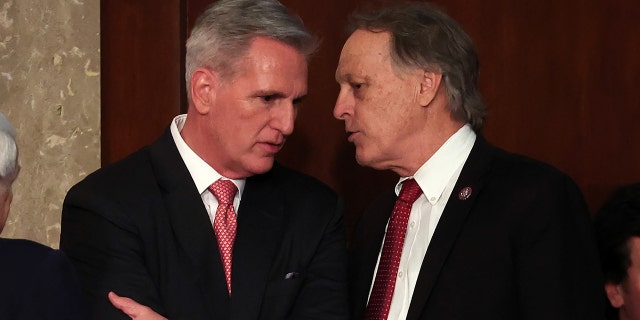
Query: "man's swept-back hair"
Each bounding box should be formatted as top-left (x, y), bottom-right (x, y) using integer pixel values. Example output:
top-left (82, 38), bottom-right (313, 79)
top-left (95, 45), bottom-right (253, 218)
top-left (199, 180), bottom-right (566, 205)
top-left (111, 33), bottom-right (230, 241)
top-left (185, 0), bottom-right (318, 101)
top-left (347, 1), bottom-right (487, 131)
top-left (0, 113), bottom-right (19, 190)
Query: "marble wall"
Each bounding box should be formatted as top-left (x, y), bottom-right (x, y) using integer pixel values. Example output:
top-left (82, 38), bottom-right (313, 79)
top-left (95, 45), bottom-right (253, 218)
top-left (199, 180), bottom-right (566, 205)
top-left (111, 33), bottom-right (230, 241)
top-left (0, 0), bottom-right (100, 248)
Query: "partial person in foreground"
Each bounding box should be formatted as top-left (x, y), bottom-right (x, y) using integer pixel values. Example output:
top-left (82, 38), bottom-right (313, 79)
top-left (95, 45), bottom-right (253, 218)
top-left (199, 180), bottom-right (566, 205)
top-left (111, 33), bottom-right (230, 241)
top-left (595, 183), bottom-right (640, 320)
top-left (333, 2), bottom-right (604, 319)
top-left (60, 0), bottom-right (348, 319)
top-left (0, 113), bottom-right (87, 319)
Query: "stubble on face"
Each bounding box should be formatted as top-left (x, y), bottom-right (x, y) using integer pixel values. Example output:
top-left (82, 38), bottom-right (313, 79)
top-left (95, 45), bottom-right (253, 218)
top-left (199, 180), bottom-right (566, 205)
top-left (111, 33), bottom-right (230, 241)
top-left (335, 29), bottom-right (425, 175)
top-left (205, 37), bottom-right (308, 179)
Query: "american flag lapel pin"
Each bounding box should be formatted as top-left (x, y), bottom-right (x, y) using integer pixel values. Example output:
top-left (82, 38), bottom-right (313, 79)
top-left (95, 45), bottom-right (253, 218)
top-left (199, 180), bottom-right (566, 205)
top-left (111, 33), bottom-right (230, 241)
top-left (458, 187), bottom-right (472, 200)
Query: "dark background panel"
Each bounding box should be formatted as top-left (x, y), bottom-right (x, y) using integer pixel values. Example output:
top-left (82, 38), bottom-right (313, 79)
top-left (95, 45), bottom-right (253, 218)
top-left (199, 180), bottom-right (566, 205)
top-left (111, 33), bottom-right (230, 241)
top-left (101, 0), bottom-right (185, 166)
top-left (102, 0), bottom-right (640, 236)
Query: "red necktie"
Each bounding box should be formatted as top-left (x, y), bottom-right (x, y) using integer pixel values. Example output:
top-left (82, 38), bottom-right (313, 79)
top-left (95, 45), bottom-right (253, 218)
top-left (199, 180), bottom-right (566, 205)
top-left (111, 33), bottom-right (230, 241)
top-left (209, 179), bottom-right (238, 295)
top-left (365, 178), bottom-right (423, 320)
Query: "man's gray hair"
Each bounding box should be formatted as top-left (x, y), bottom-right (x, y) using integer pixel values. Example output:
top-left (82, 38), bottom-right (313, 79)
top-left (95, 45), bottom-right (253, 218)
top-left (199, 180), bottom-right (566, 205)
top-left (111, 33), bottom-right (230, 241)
top-left (0, 113), bottom-right (18, 190)
top-left (347, 1), bottom-right (487, 131)
top-left (185, 0), bottom-right (318, 102)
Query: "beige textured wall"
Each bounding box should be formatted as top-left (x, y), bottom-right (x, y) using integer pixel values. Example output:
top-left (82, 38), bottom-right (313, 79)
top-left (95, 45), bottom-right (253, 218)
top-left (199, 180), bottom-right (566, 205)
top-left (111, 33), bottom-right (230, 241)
top-left (0, 0), bottom-right (100, 248)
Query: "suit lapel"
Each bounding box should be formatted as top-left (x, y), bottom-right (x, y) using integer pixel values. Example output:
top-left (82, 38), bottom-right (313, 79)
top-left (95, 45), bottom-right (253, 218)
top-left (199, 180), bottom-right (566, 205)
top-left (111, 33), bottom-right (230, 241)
top-left (230, 168), bottom-right (285, 319)
top-left (406, 136), bottom-right (495, 320)
top-left (350, 191), bottom-right (396, 319)
top-left (148, 129), bottom-right (228, 316)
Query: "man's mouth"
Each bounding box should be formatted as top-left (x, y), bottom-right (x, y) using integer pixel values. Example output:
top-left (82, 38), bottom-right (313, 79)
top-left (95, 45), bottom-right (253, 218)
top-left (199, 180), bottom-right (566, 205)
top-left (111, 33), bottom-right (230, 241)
top-left (258, 141), bottom-right (284, 154)
top-left (346, 131), bottom-right (358, 142)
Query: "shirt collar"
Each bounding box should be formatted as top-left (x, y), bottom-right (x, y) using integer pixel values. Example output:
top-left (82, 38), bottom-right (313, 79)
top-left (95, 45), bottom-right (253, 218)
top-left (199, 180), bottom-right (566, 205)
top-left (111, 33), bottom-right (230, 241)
top-left (170, 114), bottom-right (245, 196)
top-left (396, 124), bottom-right (476, 205)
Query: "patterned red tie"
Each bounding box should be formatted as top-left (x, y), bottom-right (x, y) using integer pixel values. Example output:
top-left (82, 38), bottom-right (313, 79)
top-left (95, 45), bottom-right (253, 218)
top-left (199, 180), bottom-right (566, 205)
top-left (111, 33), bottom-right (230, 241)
top-left (365, 178), bottom-right (423, 320)
top-left (209, 179), bottom-right (238, 295)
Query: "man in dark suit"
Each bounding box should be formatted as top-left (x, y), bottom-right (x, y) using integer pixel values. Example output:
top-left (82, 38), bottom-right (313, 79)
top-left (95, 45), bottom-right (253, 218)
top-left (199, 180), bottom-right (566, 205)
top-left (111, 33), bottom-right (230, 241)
top-left (333, 2), bottom-right (604, 319)
top-left (594, 183), bottom-right (640, 320)
top-left (59, 0), bottom-right (348, 319)
top-left (0, 113), bottom-right (87, 319)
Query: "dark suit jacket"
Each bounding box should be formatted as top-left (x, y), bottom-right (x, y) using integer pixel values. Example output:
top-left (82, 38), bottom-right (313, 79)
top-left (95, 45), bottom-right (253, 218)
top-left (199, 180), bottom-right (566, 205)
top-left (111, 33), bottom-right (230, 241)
top-left (60, 129), bottom-right (348, 320)
top-left (0, 238), bottom-right (87, 319)
top-left (349, 136), bottom-right (604, 320)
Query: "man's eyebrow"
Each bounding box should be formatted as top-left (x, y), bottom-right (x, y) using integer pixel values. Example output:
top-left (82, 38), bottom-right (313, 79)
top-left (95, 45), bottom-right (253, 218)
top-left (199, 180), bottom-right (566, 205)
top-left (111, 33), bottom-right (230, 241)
top-left (336, 72), bottom-right (369, 84)
top-left (253, 89), bottom-right (284, 97)
top-left (293, 94), bottom-right (308, 104)
top-left (252, 90), bottom-right (308, 104)
top-left (335, 71), bottom-right (354, 82)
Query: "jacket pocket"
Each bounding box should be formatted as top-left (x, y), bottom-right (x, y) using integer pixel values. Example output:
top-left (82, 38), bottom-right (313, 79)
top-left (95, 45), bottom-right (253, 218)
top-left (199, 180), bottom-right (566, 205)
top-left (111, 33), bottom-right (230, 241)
top-left (259, 276), bottom-right (304, 319)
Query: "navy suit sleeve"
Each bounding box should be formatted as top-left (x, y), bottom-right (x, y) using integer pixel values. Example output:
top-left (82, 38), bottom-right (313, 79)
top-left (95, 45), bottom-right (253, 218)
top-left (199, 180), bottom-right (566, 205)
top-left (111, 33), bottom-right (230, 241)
top-left (35, 250), bottom-right (89, 319)
top-left (0, 239), bottom-right (88, 320)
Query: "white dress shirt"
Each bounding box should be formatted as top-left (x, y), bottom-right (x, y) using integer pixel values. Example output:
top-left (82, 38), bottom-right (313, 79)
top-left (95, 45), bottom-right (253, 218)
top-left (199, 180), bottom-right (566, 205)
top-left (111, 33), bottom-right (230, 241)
top-left (369, 124), bottom-right (476, 319)
top-left (170, 114), bottom-right (245, 223)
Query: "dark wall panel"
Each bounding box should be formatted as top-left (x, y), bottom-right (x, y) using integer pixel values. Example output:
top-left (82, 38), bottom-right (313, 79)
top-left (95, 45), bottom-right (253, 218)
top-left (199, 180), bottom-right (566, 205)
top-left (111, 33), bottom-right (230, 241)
top-left (103, 0), bottom-right (640, 237)
top-left (101, 0), bottom-right (184, 165)
top-left (431, 0), bottom-right (640, 212)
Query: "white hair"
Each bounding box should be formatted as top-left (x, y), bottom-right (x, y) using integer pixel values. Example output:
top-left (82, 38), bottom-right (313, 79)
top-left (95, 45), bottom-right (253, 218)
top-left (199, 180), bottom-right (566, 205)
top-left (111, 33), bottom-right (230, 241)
top-left (0, 113), bottom-right (19, 190)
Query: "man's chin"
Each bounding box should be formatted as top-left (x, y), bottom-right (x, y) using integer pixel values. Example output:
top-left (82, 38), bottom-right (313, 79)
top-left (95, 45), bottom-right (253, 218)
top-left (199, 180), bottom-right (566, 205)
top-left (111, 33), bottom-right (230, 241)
top-left (248, 158), bottom-right (276, 175)
top-left (355, 153), bottom-right (372, 168)
top-left (355, 152), bottom-right (388, 171)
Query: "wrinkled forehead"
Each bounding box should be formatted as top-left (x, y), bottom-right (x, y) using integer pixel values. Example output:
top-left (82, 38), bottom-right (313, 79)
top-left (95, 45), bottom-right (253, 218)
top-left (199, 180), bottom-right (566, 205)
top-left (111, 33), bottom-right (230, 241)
top-left (343, 29), bottom-right (392, 58)
top-left (336, 29), bottom-right (393, 80)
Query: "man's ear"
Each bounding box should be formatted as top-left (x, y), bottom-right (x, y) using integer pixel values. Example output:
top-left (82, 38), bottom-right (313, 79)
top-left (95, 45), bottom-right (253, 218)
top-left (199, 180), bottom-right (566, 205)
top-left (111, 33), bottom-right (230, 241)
top-left (190, 67), bottom-right (217, 114)
top-left (605, 281), bottom-right (625, 308)
top-left (418, 70), bottom-right (443, 107)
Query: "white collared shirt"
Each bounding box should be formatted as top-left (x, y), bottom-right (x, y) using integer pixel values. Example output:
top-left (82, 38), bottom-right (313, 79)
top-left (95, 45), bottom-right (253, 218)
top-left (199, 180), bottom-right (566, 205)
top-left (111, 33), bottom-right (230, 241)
top-left (170, 114), bottom-right (245, 223)
top-left (369, 124), bottom-right (476, 319)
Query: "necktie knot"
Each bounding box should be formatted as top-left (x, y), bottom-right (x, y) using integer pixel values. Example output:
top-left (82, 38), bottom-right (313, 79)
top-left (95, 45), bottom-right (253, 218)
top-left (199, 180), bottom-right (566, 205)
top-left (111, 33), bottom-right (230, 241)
top-left (209, 179), bottom-right (237, 205)
top-left (398, 178), bottom-right (422, 204)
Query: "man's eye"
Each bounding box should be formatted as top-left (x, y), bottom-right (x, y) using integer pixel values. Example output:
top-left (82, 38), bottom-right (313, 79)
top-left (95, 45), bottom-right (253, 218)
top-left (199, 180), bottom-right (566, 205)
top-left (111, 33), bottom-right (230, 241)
top-left (262, 95), bottom-right (275, 102)
top-left (351, 83), bottom-right (363, 90)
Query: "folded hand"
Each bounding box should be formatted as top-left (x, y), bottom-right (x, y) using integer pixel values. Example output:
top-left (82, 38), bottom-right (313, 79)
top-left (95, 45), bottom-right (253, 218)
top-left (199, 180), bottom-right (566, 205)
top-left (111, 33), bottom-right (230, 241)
top-left (108, 291), bottom-right (168, 320)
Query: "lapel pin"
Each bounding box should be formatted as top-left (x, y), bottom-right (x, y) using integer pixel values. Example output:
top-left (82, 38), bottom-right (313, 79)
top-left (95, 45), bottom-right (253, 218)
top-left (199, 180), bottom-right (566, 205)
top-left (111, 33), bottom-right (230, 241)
top-left (458, 187), bottom-right (472, 200)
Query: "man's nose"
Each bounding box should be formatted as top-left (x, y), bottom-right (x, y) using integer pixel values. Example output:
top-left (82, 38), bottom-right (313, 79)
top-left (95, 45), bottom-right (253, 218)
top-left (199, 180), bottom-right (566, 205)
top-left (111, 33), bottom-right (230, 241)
top-left (333, 90), bottom-right (353, 120)
top-left (272, 102), bottom-right (296, 135)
